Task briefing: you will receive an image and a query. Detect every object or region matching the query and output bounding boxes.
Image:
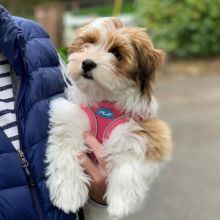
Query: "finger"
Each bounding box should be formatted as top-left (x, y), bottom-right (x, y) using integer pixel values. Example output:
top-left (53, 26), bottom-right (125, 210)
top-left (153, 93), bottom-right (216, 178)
top-left (84, 132), bottom-right (106, 166)
top-left (84, 132), bottom-right (103, 156)
top-left (79, 153), bottom-right (104, 183)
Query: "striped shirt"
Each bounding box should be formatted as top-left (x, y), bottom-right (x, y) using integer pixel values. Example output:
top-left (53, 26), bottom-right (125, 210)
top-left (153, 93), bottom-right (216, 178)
top-left (0, 52), bottom-right (20, 150)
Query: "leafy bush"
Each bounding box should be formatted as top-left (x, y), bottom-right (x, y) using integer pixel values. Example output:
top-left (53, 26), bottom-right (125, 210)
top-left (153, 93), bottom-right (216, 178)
top-left (135, 0), bottom-right (220, 57)
top-left (58, 47), bottom-right (68, 64)
top-left (2, 0), bottom-right (59, 17)
top-left (75, 2), bottom-right (134, 16)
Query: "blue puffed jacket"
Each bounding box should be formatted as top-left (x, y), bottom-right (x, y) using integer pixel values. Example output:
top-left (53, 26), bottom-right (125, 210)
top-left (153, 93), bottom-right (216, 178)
top-left (0, 5), bottom-right (76, 220)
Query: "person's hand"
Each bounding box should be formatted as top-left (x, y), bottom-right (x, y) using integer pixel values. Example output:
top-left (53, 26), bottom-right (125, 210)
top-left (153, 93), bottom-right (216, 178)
top-left (80, 132), bottom-right (108, 205)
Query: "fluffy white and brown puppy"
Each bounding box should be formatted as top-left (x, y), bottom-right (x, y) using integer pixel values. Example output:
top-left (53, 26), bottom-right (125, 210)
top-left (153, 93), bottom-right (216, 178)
top-left (45, 17), bottom-right (172, 218)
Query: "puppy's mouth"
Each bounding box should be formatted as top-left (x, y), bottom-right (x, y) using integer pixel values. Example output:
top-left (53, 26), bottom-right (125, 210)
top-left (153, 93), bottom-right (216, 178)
top-left (81, 71), bottom-right (94, 80)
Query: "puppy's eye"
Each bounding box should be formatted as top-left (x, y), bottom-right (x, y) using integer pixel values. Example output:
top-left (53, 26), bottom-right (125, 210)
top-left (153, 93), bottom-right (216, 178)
top-left (110, 48), bottom-right (122, 60)
top-left (79, 43), bottom-right (91, 52)
top-left (84, 43), bottom-right (92, 48)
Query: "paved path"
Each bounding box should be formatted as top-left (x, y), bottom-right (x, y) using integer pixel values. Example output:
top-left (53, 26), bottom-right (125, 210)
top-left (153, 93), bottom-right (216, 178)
top-left (126, 74), bottom-right (220, 220)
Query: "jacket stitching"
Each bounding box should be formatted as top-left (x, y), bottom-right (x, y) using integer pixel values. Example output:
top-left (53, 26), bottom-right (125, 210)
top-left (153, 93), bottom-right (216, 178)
top-left (25, 91), bottom-right (64, 119)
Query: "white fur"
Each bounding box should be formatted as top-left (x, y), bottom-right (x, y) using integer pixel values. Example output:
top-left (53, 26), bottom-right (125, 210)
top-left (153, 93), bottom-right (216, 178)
top-left (46, 18), bottom-right (165, 218)
top-left (65, 77), bottom-right (158, 119)
top-left (46, 95), bottom-right (161, 217)
top-left (45, 98), bottom-right (91, 213)
top-left (103, 121), bottom-right (160, 217)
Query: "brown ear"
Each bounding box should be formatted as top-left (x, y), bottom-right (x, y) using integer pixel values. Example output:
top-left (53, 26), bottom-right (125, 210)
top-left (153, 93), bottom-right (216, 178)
top-left (132, 29), bottom-right (165, 98)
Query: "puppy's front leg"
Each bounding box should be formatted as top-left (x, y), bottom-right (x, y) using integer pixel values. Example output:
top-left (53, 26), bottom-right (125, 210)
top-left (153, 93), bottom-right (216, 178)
top-left (107, 157), bottom-right (158, 218)
top-left (45, 98), bottom-right (90, 213)
top-left (106, 119), bottom-right (172, 218)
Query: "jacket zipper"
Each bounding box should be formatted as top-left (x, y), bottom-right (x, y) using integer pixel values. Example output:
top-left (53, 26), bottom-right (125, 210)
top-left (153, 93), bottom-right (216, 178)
top-left (17, 149), bottom-right (35, 187)
top-left (16, 149), bottom-right (45, 220)
top-left (16, 35), bottom-right (45, 220)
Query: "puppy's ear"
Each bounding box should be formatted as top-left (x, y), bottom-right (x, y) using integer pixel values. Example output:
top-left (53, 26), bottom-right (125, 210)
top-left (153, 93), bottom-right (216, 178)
top-left (132, 28), bottom-right (165, 98)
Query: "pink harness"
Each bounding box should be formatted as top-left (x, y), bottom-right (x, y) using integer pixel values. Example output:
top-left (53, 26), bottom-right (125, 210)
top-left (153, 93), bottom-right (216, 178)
top-left (81, 101), bottom-right (130, 144)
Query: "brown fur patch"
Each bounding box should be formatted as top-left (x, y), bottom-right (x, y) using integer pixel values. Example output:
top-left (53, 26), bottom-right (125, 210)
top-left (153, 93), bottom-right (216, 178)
top-left (68, 28), bottom-right (100, 54)
top-left (68, 17), bottom-right (165, 101)
top-left (109, 17), bottom-right (124, 29)
top-left (69, 17), bottom-right (123, 55)
top-left (104, 29), bottom-right (135, 76)
top-left (105, 27), bottom-right (165, 100)
top-left (100, 17), bottom-right (124, 31)
top-left (137, 119), bottom-right (173, 162)
top-left (129, 28), bottom-right (165, 99)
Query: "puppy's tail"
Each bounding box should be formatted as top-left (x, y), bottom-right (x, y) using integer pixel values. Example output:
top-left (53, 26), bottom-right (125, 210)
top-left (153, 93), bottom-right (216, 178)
top-left (137, 119), bottom-right (173, 162)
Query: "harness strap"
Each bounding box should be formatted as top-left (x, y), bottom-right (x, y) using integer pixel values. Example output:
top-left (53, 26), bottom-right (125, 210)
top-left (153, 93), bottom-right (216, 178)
top-left (103, 115), bottom-right (129, 140)
top-left (80, 102), bottom-right (147, 144)
top-left (81, 103), bottom-right (130, 144)
top-left (80, 104), bottom-right (97, 137)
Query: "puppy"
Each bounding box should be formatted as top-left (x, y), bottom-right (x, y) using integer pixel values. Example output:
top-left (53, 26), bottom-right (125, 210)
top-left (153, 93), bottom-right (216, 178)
top-left (45, 17), bottom-right (173, 218)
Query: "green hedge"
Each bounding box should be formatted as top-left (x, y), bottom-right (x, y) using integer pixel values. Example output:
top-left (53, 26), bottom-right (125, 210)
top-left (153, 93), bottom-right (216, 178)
top-left (135, 0), bottom-right (220, 57)
top-left (2, 0), bottom-right (59, 17)
top-left (58, 47), bottom-right (68, 64)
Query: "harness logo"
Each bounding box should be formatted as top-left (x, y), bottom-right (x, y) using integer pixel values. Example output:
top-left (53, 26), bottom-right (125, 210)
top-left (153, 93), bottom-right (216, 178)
top-left (97, 108), bottom-right (114, 119)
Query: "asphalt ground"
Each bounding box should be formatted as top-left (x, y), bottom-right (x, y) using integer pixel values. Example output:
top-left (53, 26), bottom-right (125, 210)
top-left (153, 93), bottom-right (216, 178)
top-left (125, 73), bottom-right (220, 220)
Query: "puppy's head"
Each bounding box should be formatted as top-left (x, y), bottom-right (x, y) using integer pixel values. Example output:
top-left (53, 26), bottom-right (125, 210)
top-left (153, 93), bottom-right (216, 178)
top-left (67, 17), bottom-right (164, 102)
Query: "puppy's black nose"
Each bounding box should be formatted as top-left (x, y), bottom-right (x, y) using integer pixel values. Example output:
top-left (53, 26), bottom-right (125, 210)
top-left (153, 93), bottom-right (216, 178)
top-left (82, 59), bottom-right (97, 73)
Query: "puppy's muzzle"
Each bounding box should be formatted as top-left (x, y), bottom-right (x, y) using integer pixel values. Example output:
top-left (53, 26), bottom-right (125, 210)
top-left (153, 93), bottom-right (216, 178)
top-left (82, 59), bottom-right (97, 79)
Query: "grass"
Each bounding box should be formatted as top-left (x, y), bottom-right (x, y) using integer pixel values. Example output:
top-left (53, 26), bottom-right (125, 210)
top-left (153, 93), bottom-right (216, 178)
top-left (74, 2), bottom-right (134, 16)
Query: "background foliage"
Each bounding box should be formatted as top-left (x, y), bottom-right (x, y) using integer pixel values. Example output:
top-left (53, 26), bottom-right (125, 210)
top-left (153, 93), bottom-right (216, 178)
top-left (136, 0), bottom-right (220, 57)
top-left (58, 47), bottom-right (68, 63)
top-left (1, 0), bottom-right (58, 16)
top-left (1, 0), bottom-right (133, 17)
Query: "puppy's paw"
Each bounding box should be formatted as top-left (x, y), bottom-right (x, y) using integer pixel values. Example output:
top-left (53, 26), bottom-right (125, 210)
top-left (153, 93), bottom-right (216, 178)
top-left (47, 165), bottom-right (90, 213)
top-left (106, 159), bottom-right (158, 218)
top-left (50, 172), bottom-right (90, 213)
top-left (107, 195), bottom-right (134, 218)
top-left (46, 148), bottom-right (91, 213)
